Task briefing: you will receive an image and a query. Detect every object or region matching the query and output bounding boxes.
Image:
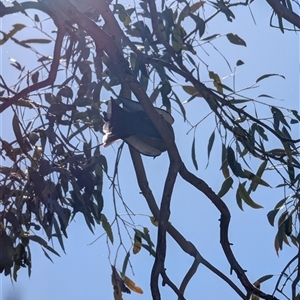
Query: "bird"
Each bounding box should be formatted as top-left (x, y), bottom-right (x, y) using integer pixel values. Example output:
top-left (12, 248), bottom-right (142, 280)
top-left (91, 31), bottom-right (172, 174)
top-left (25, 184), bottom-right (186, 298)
top-left (102, 97), bottom-right (174, 157)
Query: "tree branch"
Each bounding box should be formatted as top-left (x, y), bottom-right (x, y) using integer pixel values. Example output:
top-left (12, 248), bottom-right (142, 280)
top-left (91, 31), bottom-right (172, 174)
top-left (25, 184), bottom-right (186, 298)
top-left (0, 1), bottom-right (50, 17)
top-left (265, 0), bottom-right (300, 29)
top-left (151, 160), bottom-right (180, 299)
top-left (179, 166), bottom-right (279, 300)
top-left (0, 2), bottom-right (65, 113)
top-left (129, 147), bottom-right (246, 299)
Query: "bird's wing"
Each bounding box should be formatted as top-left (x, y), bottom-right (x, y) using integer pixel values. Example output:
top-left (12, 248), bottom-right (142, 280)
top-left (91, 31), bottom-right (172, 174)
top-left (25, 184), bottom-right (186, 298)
top-left (117, 97), bottom-right (174, 125)
top-left (124, 135), bottom-right (163, 157)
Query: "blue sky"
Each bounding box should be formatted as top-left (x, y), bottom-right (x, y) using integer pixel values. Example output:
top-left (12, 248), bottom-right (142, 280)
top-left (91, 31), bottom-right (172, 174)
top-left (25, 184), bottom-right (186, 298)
top-left (1, 1), bottom-right (299, 299)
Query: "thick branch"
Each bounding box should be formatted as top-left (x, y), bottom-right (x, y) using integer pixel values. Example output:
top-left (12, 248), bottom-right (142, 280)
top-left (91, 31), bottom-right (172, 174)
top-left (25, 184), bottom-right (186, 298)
top-left (129, 148), bottom-right (246, 299)
top-left (179, 166), bottom-right (279, 300)
top-left (150, 160), bottom-right (180, 299)
top-left (265, 0), bottom-right (300, 29)
top-left (29, 2), bottom-right (281, 299)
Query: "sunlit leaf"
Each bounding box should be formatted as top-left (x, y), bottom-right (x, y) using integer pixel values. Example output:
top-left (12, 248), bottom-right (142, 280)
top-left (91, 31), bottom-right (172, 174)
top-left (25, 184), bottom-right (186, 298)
top-left (111, 265), bottom-right (130, 300)
top-left (182, 85), bottom-right (201, 96)
top-left (101, 214), bottom-right (114, 244)
top-left (124, 275), bottom-right (143, 294)
top-left (217, 177), bottom-right (233, 198)
top-left (244, 169), bottom-right (270, 189)
top-left (178, 4), bottom-right (189, 23)
top-left (150, 216), bottom-right (158, 226)
top-left (255, 274), bottom-right (274, 284)
top-left (209, 71), bottom-right (223, 93)
top-left (172, 24), bottom-right (184, 52)
top-left (142, 227), bottom-right (155, 248)
top-left (238, 183), bottom-right (263, 209)
top-left (133, 231), bottom-right (142, 254)
top-left (190, 1), bottom-right (205, 12)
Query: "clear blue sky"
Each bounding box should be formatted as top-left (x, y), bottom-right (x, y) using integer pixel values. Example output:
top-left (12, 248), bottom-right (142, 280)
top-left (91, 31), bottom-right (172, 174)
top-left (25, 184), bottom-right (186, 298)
top-left (1, 1), bottom-right (299, 299)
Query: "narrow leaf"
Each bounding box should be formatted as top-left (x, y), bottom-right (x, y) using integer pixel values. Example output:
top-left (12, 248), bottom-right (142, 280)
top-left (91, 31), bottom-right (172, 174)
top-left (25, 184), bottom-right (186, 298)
top-left (227, 146), bottom-right (246, 178)
top-left (133, 231), bottom-right (142, 254)
top-left (206, 130), bottom-right (215, 168)
top-left (267, 209), bottom-right (279, 226)
top-left (20, 38), bottom-right (52, 44)
top-left (182, 85), bottom-right (201, 96)
top-left (236, 185), bottom-right (243, 211)
top-left (101, 214), bottom-right (114, 244)
top-left (201, 33), bottom-right (220, 41)
top-left (150, 216), bottom-right (158, 227)
top-left (42, 248), bottom-right (54, 263)
top-left (141, 244), bottom-right (156, 257)
top-left (217, 177), bottom-right (233, 198)
top-left (221, 144), bottom-right (230, 179)
top-left (256, 73), bottom-right (285, 83)
top-left (238, 183), bottom-right (263, 209)
top-left (29, 235), bottom-right (60, 256)
top-left (121, 251), bottom-right (130, 277)
top-left (123, 275), bottom-right (143, 294)
top-left (191, 136), bottom-right (198, 170)
top-left (255, 274), bottom-right (274, 284)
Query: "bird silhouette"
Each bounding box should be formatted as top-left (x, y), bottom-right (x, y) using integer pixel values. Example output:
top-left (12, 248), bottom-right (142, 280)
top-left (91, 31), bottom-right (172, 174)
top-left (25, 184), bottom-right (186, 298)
top-left (102, 97), bottom-right (174, 157)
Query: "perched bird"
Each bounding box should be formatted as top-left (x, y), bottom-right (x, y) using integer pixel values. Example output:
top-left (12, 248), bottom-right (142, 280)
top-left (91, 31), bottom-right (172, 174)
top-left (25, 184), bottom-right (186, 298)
top-left (102, 97), bottom-right (174, 157)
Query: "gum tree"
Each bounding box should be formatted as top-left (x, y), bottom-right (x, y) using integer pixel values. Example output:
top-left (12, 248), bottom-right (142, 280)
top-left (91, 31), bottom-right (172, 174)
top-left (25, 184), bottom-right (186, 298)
top-left (0, 1), bottom-right (299, 299)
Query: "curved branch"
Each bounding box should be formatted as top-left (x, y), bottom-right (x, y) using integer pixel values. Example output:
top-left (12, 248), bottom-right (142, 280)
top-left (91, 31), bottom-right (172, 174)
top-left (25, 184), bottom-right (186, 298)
top-left (115, 31), bottom-right (300, 147)
top-left (146, 58), bottom-right (300, 145)
top-left (0, 1), bottom-right (50, 17)
top-left (151, 160), bottom-right (180, 299)
top-left (33, 2), bottom-right (282, 299)
top-left (291, 246), bottom-right (300, 299)
top-left (273, 254), bottom-right (297, 296)
top-left (179, 258), bottom-right (200, 297)
top-left (129, 147), bottom-right (246, 299)
top-left (265, 0), bottom-right (300, 29)
top-left (0, 2), bottom-right (65, 113)
top-left (179, 166), bottom-right (279, 300)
